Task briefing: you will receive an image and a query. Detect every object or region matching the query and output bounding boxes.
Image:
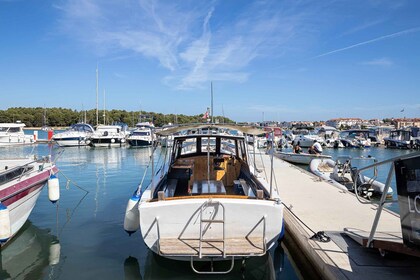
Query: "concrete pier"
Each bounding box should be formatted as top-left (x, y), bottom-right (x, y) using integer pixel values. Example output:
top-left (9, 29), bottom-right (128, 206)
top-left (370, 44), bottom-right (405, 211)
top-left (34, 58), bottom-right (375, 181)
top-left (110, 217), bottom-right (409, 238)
top-left (254, 151), bottom-right (420, 279)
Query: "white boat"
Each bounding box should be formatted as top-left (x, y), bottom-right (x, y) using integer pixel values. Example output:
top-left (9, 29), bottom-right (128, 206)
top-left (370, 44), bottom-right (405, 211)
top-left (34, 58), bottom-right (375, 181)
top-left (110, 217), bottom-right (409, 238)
top-left (89, 123), bottom-right (129, 147)
top-left (275, 151), bottom-right (332, 165)
top-left (383, 128), bottom-right (420, 149)
top-left (52, 123), bottom-right (95, 147)
top-left (0, 155), bottom-right (60, 245)
top-left (338, 129), bottom-right (372, 148)
top-left (309, 156), bottom-right (393, 199)
top-left (0, 122), bottom-right (35, 146)
top-left (290, 129), bottom-right (325, 148)
top-left (124, 124), bottom-right (284, 274)
top-left (127, 122), bottom-right (155, 147)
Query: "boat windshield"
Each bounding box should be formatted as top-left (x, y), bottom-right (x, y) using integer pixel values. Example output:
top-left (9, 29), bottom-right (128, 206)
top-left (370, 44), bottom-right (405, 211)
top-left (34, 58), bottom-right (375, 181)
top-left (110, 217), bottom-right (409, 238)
top-left (0, 127), bottom-right (20, 133)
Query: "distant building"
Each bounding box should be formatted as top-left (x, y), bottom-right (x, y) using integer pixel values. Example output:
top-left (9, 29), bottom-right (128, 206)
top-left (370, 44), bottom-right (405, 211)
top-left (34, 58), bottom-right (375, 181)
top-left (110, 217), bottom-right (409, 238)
top-left (393, 118), bottom-right (420, 129)
top-left (325, 118), bottom-right (363, 129)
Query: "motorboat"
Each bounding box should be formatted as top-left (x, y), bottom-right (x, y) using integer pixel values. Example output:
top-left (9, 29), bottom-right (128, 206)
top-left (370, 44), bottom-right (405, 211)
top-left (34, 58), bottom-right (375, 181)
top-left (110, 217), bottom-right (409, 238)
top-left (309, 156), bottom-right (393, 199)
top-left (89, 123), bottom-right (129, 147)
top-left (124, 124), bottom-right (284, 274)
top-left (0, 155), bottom-right (60, 245)
top-left (0, 122), bottom-right (35, 146)
top-left (275, 151), bottom-right (332, 165)
top-left (290, 129), bottom-right (325, 148)
top-left (52, 123), bottom-right (95, 147)
top-left (127, 122), bottom-right (155, 147)
top-left (338, 129), bottom-right (372, 148)
top-left (383, 128), bottom-right (420, 149)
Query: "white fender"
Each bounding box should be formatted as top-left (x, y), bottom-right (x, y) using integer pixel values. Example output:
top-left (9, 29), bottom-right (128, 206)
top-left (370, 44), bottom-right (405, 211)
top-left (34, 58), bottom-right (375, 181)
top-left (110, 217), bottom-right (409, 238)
top-left (124, 193), bottom-right (140, 235)
top-left (48, 174), bottom-right (60, 203)
top-left (0, 203), bottom-right (11, 243)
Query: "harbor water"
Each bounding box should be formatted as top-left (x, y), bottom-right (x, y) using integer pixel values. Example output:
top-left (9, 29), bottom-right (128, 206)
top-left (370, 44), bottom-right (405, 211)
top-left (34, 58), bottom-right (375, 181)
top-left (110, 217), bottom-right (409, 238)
top-left (0, 131), bottom-right (414, 279)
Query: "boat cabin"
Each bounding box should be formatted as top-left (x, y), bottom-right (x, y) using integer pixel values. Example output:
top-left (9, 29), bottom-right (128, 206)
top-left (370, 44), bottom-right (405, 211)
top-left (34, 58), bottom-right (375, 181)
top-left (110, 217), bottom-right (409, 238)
top-left (153, 133), bottom-right (267, 200)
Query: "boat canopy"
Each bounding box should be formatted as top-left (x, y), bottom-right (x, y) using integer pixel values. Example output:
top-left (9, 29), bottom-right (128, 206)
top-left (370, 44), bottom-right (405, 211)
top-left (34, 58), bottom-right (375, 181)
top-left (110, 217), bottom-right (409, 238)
top-left (156, 123), bottom-right (267, 137)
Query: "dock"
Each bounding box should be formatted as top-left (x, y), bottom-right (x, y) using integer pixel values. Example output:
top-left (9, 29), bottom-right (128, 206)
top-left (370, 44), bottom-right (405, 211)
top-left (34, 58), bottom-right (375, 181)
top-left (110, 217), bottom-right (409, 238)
top-left (254, 151), bottom-right (420, 279)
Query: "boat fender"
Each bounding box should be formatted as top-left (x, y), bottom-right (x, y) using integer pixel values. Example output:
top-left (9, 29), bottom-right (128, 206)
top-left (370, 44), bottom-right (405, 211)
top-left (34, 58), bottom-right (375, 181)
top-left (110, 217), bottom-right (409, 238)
top-left (49, 240), bottom-right (61, 265)
top-left (0, 203), bottom-right (11, 243)
top-left (124, 192), bottom-right (141, 235)
top-left (111, 138), bottom-right (115, 143)
top-left (48, 174), bottom-right (60, 203)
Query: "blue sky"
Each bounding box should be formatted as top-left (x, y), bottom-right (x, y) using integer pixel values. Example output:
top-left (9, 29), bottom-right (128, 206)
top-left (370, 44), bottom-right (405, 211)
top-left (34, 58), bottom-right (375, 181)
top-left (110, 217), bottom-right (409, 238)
top-left (1, 0), bottom-right (419, 122)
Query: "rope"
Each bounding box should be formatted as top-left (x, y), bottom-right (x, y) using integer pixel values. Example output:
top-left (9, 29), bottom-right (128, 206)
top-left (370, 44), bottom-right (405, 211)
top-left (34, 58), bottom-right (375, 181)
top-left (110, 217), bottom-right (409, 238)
top-left (58, 170), bottom-right (89, 193)
top-left (281, 202), bottom-right (330, 243)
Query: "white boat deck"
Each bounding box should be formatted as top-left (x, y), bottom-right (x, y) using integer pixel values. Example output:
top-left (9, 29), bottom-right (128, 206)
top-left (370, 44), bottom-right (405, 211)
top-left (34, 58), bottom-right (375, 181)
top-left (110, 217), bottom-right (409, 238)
top-left (253, 151), bottom-right (420, 280)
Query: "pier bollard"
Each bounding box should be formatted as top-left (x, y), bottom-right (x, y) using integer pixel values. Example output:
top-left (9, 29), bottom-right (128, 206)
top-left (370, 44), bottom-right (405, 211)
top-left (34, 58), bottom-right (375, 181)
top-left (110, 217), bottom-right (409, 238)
top-left (48, 130), bottom-right (53, 141)
top-left (33, 131), bottom-right (38, 141)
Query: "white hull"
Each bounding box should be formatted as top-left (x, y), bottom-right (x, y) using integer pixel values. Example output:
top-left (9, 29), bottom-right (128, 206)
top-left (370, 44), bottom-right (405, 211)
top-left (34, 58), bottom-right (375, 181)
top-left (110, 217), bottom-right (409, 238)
top-left (54, 139), bottom-right (90, 147)
top-left (276, 152), bottom-right (331, 165)
top-left (1, 158), bottom-right (57, 245)
top-left (139, 197), bottom-right (283, 261)
top-left (0, 135), bottom-right (35, 146)
top-left (309, 158), bottom-right (393, 197)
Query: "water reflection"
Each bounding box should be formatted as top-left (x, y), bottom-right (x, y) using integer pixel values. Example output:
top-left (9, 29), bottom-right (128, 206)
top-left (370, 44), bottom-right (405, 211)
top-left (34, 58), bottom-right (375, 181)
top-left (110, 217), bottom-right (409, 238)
top-left (123, 241), bottom-right (288, 280)
top-left (0, 221), bottom-right (60, 279)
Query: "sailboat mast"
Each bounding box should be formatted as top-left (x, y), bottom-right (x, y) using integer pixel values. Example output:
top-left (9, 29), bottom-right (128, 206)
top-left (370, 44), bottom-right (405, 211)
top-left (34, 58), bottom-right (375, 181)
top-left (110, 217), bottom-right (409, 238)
top-left (103, 89), bottom-right (106, 125)
top-left (211, 82), bottom-right (214, 124)
top-left (96, 66), bottom-right (99, 126)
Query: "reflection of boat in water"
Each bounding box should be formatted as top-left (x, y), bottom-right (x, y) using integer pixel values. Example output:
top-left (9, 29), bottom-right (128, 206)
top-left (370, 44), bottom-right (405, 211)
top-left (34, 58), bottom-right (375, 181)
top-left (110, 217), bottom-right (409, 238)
top-left (0, 221), bottom-right (60, 279)
top-left (124, 240), bottom-right (285, 279)
top-left (124, 124), bottom-right (284, 274)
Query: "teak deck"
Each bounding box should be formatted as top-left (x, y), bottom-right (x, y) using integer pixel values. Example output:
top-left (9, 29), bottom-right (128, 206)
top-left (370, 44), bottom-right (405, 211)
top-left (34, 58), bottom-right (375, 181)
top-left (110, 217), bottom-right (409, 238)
top-left (159, 237), bottom-right (264, 256)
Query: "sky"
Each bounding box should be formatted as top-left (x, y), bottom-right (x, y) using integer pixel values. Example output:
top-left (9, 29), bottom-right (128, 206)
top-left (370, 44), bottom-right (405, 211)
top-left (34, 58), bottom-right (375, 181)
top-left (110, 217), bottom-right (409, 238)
top-left (1, 0), bottom-right (420, 122)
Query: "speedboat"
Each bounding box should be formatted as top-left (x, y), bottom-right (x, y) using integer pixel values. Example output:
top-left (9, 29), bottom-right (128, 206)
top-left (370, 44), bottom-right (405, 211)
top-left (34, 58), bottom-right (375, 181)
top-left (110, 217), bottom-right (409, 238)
top-left (89, 123), bottom-right (129, 147)
top-left (309, 156), bottom-right (393, 199)
top-left (52, 123), bottom-right (95, 147)
top-left (275, 151), bottom-right (332, 165)
top-left (0, 155), bottom-right (60, 245)
top-left (338, 130), bottom-right (371, 148)
top-left (384, 128), bottom-right (420, 149)
top-left (127, 122), bottom-right (155, 147)
top-left (124, 124), bottom-right (284, 274)
top-left (290, 129), bottom-right (325, 148)
top-left (0, 122), bottom-right (35, 146)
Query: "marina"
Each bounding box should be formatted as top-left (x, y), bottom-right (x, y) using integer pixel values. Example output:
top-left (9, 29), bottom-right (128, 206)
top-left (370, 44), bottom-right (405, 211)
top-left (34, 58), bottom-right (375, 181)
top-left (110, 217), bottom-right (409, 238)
top-left (0, 128), bottom-right (419, 279)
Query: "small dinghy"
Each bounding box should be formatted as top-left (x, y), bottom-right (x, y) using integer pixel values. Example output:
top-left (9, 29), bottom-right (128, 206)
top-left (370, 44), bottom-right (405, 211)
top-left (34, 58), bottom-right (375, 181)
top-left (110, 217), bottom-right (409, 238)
top-left (309, 156), bottom-right (393, 199)
top-left (275, 151), bottom-right (332, 165)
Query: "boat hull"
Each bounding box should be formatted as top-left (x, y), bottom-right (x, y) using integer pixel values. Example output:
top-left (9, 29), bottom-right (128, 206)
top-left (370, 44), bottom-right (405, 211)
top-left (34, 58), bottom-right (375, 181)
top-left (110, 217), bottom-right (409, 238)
top-left (139, 197), bottom-right (283, 261)
top-left (0, 163), bottom-right (58, 245)
top-left (276, 152), bottom-right (331, 165)
top-left (127, 139), bottom-right (153, 147)
top-left (53, 137), bottom-right (90, 147)
top-left (89, 137), bottom-right (126, 147)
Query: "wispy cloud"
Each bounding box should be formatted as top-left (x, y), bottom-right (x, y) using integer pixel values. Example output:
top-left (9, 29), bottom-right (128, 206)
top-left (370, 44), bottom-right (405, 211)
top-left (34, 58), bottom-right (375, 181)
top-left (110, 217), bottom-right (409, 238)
top-left (54, 0), bottom-right (317, 90)
top-left (361, 57), bottom-right (393, 67)
top-left (316, 27), bottom-right (420, 58)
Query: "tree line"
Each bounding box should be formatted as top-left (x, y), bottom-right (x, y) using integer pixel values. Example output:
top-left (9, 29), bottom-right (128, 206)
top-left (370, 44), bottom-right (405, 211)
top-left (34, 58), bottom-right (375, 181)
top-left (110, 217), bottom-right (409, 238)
top-left (0, 107), bottom-right (234, 128)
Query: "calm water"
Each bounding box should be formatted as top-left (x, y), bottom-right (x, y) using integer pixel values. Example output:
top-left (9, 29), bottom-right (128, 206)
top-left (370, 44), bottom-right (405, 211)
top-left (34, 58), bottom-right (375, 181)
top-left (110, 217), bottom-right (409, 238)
top-left (1, 132), bottom-right (415, 279)
top-left (0, 141), bottom-right (299, 280)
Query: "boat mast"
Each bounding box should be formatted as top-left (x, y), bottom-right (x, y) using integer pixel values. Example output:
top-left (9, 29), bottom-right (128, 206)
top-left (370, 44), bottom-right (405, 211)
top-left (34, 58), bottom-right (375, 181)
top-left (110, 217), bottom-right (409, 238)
top-left (96, 66), bottom-right (99, 126)
top-left (211, 82), bottom-right (214, 124)
top-left (103, 89), bottom-right (106, 125)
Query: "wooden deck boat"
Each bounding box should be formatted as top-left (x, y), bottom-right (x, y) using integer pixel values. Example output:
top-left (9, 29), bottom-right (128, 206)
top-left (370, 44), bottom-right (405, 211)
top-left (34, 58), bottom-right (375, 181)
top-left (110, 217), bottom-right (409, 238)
top-left (124, 124), bottom-right (284, 274)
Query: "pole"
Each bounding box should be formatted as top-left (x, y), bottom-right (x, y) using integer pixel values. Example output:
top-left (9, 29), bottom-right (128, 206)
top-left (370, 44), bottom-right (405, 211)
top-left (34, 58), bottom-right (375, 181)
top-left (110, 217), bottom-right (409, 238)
top-left (211, 82), bottom-right (214, 124)
top-left (96, 66), bottom-right (99, 126)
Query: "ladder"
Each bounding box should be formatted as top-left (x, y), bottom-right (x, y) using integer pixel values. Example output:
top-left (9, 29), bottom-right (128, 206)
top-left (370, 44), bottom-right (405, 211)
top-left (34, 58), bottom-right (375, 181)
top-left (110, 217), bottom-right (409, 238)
top-left (199, 199), bottom-right (226, 258)
top-left (191, 199), bottom-right (235, 274)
